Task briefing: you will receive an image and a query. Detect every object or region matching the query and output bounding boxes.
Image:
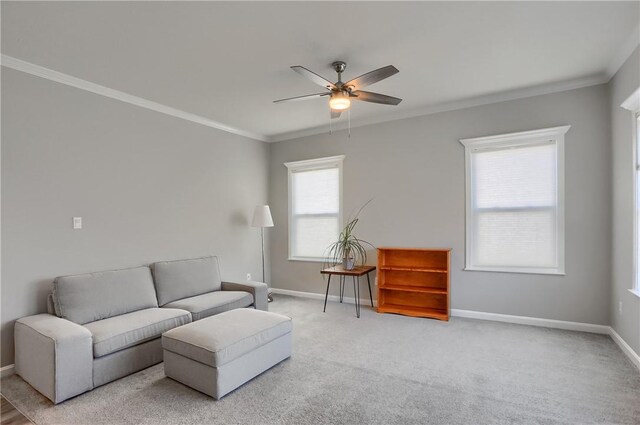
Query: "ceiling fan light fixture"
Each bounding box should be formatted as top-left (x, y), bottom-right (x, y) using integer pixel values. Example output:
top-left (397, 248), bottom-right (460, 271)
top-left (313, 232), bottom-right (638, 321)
top-left (329, 92), bottom-right (351, 111)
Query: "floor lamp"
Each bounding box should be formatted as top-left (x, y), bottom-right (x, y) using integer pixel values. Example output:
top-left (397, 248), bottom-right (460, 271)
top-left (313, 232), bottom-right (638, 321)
top-left (251, 205), bottom-right (274, 302)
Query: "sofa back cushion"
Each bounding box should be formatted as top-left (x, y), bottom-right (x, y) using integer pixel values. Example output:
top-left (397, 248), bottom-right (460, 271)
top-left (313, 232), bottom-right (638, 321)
top-left (152, 256), bottom-right (222, 306)
top-left (53, 266), bottom-right (158, 325)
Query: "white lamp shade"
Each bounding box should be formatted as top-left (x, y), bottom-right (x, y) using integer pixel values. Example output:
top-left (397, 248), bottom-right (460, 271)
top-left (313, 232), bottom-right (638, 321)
top-left (251, 205), bottom-right (274, 228)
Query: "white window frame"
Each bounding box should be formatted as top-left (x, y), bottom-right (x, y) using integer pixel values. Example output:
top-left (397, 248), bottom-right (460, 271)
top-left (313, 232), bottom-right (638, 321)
top-left (621, 87), bottom-right (640, 297)
top-left (460, 126), bottom-right (570, 275)
top-left (634, 112), bottom-right (640, 295)
top-left (284, 155), bottom-right (344, 262)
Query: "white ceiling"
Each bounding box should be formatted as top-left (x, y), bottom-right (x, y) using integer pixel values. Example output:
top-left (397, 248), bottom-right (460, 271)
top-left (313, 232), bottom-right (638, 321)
top-left (2, 2), bottom-right (639, 141)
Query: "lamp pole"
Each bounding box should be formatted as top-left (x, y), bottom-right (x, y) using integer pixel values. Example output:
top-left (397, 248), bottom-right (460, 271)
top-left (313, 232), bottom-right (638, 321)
top-left (252, 205), bottom-right (274, 302)
top-left (260, 226), bottom-right (273, 302)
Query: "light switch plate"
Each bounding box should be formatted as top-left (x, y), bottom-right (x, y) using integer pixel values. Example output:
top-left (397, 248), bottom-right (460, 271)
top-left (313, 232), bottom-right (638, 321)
top-left (73, 217), bottom-right (82, 229)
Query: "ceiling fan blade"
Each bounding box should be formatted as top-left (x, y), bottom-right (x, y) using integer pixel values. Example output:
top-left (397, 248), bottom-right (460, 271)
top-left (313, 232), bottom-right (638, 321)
top-left (330, 110), bottom-right (342, 119)
top-left (291, 66), bottom-right (337, 90)
top-left (273, 92), bottom-right (330, 103)
top-left (352, 90), bottom-right (402, 105)
top-left (344, 65), bottom-right (399, 91)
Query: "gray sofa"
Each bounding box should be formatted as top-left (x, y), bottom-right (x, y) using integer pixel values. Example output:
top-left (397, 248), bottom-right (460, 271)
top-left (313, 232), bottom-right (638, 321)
top-left (14, 256), bottom-right (268, 404)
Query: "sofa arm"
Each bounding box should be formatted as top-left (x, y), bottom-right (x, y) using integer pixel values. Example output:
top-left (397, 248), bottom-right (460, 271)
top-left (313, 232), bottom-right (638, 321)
top-left (221, 281), bottom-right (268, 311)
top-left (15, 314), bottom-right (93, 404)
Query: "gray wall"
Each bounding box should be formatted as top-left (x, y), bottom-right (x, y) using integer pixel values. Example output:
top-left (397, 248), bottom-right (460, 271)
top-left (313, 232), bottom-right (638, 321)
top-left (3, 55), bottom-right (634, 367)
top-left (1, 68), bottom-right (269, 366)
top-left (610, 47), bottom-right (640, 354)
top-left (269, 84), bottom-right (612, 326)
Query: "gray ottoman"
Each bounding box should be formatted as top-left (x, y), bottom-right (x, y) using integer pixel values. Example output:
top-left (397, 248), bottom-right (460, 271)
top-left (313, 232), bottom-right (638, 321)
top-left (161, 308), bottom-right (292, 399)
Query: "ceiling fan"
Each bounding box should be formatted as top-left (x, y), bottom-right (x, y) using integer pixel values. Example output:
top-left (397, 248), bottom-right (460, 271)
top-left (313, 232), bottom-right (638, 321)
top-left (273, 61), bottom-right (402, 119)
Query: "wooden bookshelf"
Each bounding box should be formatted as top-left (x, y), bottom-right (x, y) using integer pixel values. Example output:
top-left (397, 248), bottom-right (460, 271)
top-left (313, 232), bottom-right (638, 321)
top-left (376, 247), bottom-right (451, 321)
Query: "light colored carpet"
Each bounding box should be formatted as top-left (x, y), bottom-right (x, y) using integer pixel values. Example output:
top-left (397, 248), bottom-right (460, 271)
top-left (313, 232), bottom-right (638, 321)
top-left (1, 295), bottom-right (639, 425)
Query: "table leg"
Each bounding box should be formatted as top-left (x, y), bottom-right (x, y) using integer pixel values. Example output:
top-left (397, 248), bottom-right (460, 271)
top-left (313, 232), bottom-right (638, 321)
top-left (353, 275), bottom-right (360, 318)
top-left (358, 276), bottom-right (361, 317)
top-left (323, 274), bottom-right (332, 313)
top-left (366, 273), bottom-right (374, 307)
top-left (339, 276), bottom-right (344, 303)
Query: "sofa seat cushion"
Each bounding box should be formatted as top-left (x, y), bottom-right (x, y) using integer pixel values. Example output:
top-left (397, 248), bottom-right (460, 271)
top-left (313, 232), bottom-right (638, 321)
top-left (162, 308), bottom-right (292, 367)
top-left (84, 308), bottom-right (191, 358)
top-left (163, 291), bottom-right (253, 321)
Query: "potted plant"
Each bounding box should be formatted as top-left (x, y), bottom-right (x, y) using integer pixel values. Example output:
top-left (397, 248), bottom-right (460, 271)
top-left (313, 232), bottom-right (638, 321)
top-left (324, 201), bottom-right (374, 270)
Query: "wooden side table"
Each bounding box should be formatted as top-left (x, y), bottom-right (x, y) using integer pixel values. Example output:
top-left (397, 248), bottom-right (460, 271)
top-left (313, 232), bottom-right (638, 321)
top-left (320, 265), bottom-right (376, 318)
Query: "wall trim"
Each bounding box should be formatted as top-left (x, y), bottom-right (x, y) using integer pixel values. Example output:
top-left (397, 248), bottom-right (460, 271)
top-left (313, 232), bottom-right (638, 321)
top-left (1, 364), bottom-right (15, 378)
top-left (271, 287), bottom-right (377, 307)
top-left (273, 288), bottom-right (639, 370)
top-left (0, 54), bottom-right (269, 143)
top-left (609, 327), bottom-right (640, 370)
top-left (450, 308), bottom-right (610, 334)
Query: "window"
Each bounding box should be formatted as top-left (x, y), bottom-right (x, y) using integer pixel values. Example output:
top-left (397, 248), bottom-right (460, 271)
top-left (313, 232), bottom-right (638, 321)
top-left (621, 88), bottom-right (640, 296)
top-left (460, 126), bottom-right (569, 275)
top-left (285, 156), bottom-right (344, 261)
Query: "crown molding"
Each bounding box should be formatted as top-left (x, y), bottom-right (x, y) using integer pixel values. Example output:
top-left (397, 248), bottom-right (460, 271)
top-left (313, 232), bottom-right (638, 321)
top-left (1, 55), bottom-right (269, 142)
top-left (269, 73), bottom-right (608, 142)
top-left (1, 53), bottom-right (623, 145)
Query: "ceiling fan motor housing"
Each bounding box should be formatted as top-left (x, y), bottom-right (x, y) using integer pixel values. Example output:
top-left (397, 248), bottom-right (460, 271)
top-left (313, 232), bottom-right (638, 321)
top-left (332, 61), bottom-right (347, 74)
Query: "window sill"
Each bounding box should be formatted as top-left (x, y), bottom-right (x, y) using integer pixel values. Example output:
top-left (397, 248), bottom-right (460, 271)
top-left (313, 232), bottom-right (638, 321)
top-left (628, 288), bottom-right (640, 299)
top-left (288, 257), bottom-right (327, 263)
top-left (464, 266), bottom-right (565, 276)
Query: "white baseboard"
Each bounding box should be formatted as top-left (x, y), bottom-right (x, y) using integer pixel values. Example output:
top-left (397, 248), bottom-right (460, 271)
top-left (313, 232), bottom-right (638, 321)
top-left (1, 364), bottom-right (15, 378)
top-left (609, 327), bottom-right (640, 370)
top-left (272, 287), bottom-right (639, 370)
top-left (270, 288), bottom-right (377, 307)
top-left (451, 309), bottom-right (611, 334)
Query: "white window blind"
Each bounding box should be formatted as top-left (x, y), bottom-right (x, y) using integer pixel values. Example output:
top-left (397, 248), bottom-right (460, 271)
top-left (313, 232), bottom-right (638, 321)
top-left (285, 156), bottom-right (344, 261)
top-left (460, 126), bottom-right (568, 274)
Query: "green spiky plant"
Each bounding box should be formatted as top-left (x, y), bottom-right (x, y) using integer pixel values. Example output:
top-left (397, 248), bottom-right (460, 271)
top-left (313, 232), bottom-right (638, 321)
top-left (324, 200), bottom-right (374, 270)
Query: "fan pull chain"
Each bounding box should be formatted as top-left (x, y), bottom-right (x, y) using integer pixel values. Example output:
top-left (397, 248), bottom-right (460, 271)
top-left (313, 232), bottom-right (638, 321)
top-left (348, 109), bottom-right (351, 138)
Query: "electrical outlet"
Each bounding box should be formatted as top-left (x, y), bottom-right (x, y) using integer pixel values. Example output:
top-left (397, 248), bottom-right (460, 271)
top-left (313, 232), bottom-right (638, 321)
top-left (619, 301), bottom-right (623, 314)
top-left (73, 217), bottom-right (82, 229)
top-left (246, 273), bottom-right (252, 281)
